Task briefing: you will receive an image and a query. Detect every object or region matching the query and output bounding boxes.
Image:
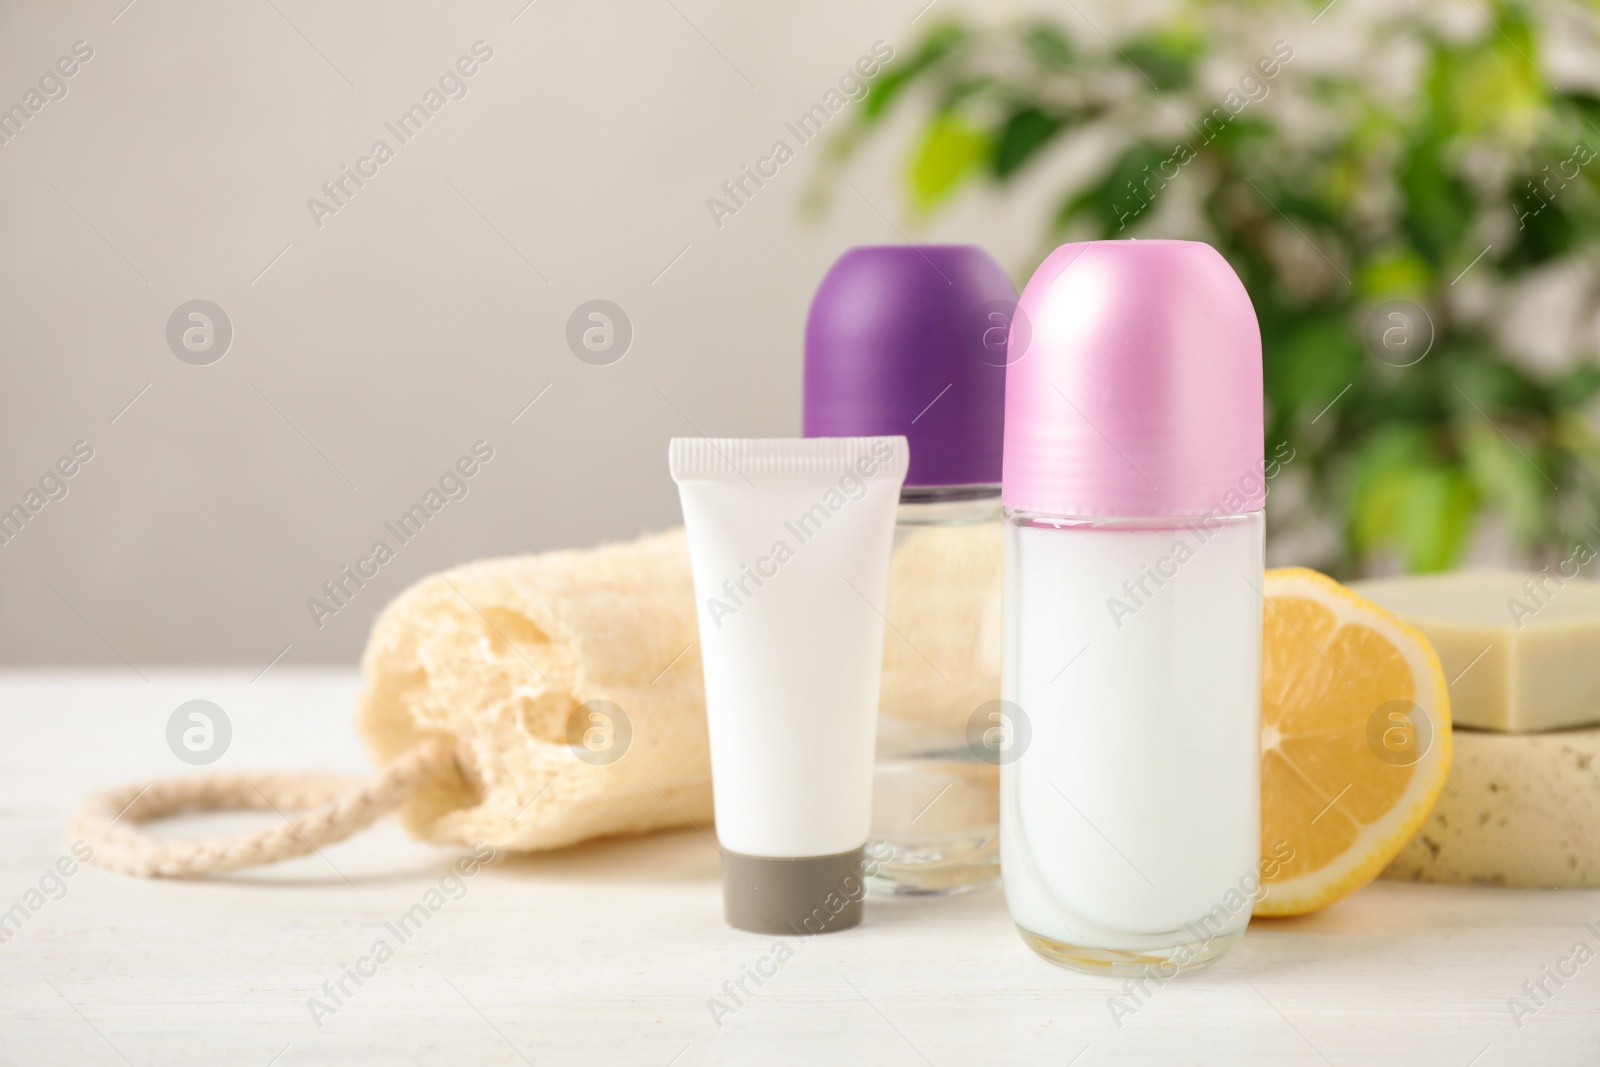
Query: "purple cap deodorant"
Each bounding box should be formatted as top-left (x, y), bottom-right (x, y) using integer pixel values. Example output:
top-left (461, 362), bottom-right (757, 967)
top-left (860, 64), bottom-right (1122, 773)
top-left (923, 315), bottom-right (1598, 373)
top-left (803, 245), bottom-right (1015, 487)
top-left (803, 244), bottom-right (1015, 896)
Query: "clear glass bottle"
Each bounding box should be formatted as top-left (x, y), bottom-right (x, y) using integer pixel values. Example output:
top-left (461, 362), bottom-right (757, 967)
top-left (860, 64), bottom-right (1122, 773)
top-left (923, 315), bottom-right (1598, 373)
top-left (802, 244), bottom-right (1017, 898)
top-left (999, 238), bottom-right (1267, 974)
top-left (867, 485), bottom-right (1003, 894)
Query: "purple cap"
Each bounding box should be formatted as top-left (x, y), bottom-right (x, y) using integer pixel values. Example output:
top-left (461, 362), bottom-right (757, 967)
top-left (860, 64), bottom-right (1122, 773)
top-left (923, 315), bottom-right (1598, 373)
top-left (804, 245), bottom-right (1014, 487)
top-left (1004, 240), bottom-right (1264, 517)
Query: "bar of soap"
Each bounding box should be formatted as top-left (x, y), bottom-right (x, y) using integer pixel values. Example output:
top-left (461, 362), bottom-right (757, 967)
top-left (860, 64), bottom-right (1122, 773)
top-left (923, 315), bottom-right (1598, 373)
top-left (1351, 570), bottom-right (1600, 732)
top-left (1383, 725), bottom-right (1600, 887)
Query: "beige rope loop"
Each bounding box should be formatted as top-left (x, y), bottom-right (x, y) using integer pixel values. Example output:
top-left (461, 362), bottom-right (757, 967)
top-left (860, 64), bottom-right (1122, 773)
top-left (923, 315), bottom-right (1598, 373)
top-left (72, 737), bottom-right (458, 878)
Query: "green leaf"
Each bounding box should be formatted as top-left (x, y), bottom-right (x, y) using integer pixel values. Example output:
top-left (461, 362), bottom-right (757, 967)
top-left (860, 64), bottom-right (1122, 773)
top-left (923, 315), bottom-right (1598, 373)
top-left (1120, 28), bottom-right (1202, 92)
top-left (1358, 248), bottom-right (1434, 299)
top-left (1195, 112), bottom-right (1273, 155)
top-left (1349, 435), bottom-right (1476, 572)
top-left (1449, 361), bottom-right (1541, 421)
top-left (862, 25), bottom-right (968, 122)
top-left (1266, 315), bottom-right (1363, 420)
top-left (1505, 171), bottom-right (1579, 266)
top-left (906, 113), bottom-right (988, 211)
top-left (993, 106), bottom-right (1067, 179)
top-left (1566, 92), bottom-right (1600, 129)
top-left (862, 69), bottom-right (914, 122)
top-left (1396, 132), bottom-right (1474, 263)
top-left (940, 77), bottom-right (996, 111)
top-left (1554, 364), bottom-right (1600, 409)
top-left (1023, 24), bottom-right (1074, 69)
top-left (1396, 465), bottom-right (1477, 571)
top-left (1055, 142), bottom-right (1170, 234)
top-left (1462, 422), bottom-right (1549, 544)
top-left (1428, 10), bottom-right (1544, 139)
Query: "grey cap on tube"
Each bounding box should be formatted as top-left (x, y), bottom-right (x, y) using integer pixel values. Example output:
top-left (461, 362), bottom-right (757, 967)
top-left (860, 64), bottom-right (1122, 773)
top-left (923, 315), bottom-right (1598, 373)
top-left (721, 848), bottom-right (867, 935)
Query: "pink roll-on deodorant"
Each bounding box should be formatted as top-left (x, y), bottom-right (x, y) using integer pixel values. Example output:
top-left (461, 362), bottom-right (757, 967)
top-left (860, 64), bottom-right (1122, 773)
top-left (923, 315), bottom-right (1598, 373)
top-left (1000, 240), bottom-right (1265, 975)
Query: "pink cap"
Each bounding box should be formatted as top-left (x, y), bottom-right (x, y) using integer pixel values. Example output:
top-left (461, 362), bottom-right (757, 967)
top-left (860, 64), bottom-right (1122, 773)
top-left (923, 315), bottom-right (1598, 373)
top-left (1002, 240), bottom-right (1264, 518)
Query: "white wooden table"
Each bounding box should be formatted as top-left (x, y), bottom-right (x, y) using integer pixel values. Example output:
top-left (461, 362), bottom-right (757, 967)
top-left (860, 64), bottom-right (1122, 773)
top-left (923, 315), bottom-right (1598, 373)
top-left (1, 671), bottom-right (1595, 1065)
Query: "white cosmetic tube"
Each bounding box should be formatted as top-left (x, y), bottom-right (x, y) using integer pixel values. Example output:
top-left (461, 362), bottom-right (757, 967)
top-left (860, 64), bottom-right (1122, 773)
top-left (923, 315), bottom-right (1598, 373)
top-left (670, 435), bottom-right (908, 934)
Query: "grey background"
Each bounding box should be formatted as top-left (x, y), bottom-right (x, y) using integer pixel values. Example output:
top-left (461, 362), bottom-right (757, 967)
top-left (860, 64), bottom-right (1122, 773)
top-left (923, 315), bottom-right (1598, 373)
top-left (0, 0), bottom-right (1053, 668)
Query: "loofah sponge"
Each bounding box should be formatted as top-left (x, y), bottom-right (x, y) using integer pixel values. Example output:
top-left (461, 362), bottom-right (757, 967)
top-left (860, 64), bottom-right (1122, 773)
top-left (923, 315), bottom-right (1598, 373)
top-left (356, 528), bottom-right (713, 851)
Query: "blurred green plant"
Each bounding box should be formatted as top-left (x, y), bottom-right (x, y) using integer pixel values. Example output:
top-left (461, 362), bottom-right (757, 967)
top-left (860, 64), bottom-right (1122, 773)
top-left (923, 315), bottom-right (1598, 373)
top-left (811, 1), bottom-right (1600, 575)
